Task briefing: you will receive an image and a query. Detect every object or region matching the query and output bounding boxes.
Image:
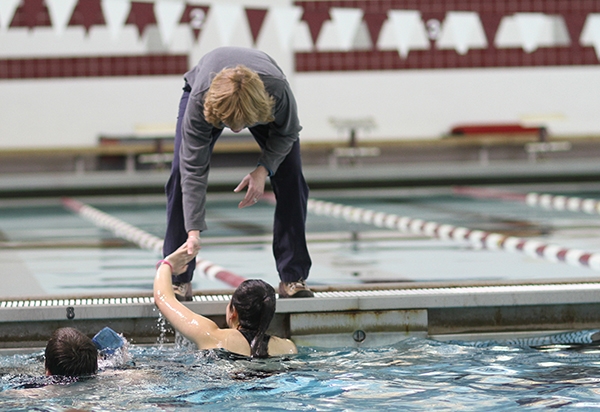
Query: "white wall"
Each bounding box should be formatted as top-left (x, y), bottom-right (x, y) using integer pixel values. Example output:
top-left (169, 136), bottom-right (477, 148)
top-left (3, 65), bottom-right (599, 148)
top-left (0, 76), bottom-right (182, 148)
top-left (294, 66), bottom-right (600, 143)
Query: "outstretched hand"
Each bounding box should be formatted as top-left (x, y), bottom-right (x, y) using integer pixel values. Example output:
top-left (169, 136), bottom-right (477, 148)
top-left (186, 230), bottom-right (201, 256)
top-left (234, 166), bottom-right (269, 208)
top-left (165, 243), bottom-right (196, 275)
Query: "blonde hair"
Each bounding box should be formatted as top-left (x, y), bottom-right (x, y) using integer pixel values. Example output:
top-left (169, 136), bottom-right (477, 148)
top-left (204, 65), bottom-right (275, 130)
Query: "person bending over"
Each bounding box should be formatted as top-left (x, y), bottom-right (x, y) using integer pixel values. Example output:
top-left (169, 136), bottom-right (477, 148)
top-left (45, 327), bottom-right (98, 377)
top-left (154, 245), bottom-right (297, 358)
top-left (163, 46), bottom-right (312, 301)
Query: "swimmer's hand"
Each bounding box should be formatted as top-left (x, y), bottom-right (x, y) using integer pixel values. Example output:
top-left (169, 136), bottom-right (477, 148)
top-left (186, 230), bottom-right (201, 256)
top-left (234, 165), bottom-right (268, 208)
top-left (165, 243), bottom-right (195, 275)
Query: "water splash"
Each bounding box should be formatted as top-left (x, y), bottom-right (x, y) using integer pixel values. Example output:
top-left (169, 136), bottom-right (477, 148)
top-left (155, 312), bottom-right (171, 347)
top-left (98, 334), bottom-right (133, 370)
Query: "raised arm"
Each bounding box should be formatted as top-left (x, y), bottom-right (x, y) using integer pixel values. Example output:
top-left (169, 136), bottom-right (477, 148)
top-left (153, 244), bottom-right (223, 349)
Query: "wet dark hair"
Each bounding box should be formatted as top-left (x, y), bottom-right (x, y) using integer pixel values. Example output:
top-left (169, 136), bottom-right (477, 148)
top-left (45, 327), bottom-right (98, 377)
top-left (231, 279), bottom-right (276, 358)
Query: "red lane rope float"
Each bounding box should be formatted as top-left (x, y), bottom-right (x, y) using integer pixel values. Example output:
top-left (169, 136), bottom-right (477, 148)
top-left (453, 186), bottom-right (600, 215)
top-left (61, 197), bottom-right (246, 288)
top-left (306, 198), bottom-right (600, 271)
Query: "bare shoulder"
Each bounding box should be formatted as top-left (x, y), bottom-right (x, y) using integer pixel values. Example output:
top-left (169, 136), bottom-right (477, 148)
top-left (209, 329), bottom-right (252, 357)
top-left (268, 336), bottom-right (298, 356)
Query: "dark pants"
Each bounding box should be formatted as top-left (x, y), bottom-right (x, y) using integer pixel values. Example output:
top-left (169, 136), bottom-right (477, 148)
top-left (163, 87), bottom-right (312, 284)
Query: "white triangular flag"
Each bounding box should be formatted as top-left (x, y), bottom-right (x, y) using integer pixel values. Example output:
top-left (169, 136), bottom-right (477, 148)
top-left (377, 17), bottom-right (397, 49)
top-left (494, 16), bottom-right (520, 48)
top-left (527, 14), bottom-right (557, 48)
top-left (580, 13), bottom-right (600, 59)
top-left (292, 20), bottom-right (313, 52)
top-left (0, 0), bottom-right (20, 32)
top-left (386, 10), bottom-right (429, 58)
top-left (101, 0), bottom-right (131, 40)
top-left (316, 21), bottom-right (338, 50)
top-left (353, 21), bottom-right (373, 50)
top-left (154, 0), bottom-right (185, 45)
top-left (515, 13), bottom-right (546, 53)
top-left (436, 11), bottom-right (487, 54)
top-left (331, 7), bottom-right (363, 51)
top-left (270, 6), bottom-right (303, 51)
top-left (212, 3), bottom-right (244, 46)
top-left (548, 16), bottom-right (571, 46)
top-left (46, 0), bottom-right (78, 36)
top-left (316, 8), bottom-right (364, 51)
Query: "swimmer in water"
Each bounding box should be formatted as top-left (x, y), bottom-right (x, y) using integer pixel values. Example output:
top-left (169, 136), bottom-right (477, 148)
top-left (45, 327), bottom-right (98, 377)
top-left (154, 244), bottom-right (298, 358)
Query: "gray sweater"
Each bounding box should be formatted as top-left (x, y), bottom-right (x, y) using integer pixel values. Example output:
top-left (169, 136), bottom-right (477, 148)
top-left (180, 47), bottom-right (301, 232)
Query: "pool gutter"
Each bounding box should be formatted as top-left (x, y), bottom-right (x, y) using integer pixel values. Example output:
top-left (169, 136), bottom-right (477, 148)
top-left (1, 281), bottom-right (600, 348)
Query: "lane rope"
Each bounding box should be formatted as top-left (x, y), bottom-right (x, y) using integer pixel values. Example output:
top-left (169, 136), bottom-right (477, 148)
top-left (525, 192), bottom-right (600, 215)
top-left (61, 197), bottom-right (246, 288)
top-left (306, 198), bottom-right (600, 271)
top-left (453, 186), bottom-right (600, 215)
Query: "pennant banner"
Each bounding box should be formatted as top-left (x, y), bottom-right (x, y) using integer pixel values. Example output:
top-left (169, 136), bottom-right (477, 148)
top-left (101, 0), bottom-right (132, 40)
top-left (0, 1), bottom-right (597, 65)
top-left (316, 7), bottom-right (363, 51)
top-left (515, 13), bottom-right (547, 53)
top-left (46, 0), bottom-right (79, 36)
top-left (332, 8), bottom-right (363, 51)
top-left (436, 11), bottom-right (487, 55)
top-left (270, 6), bottom-right (303, 51)
top-left (154, 0), bottom-right (185, 45)
top-left (378, 10), bottom-right (429, 58)
top-left (496, 13), bottom-right (571, 53)
top-left (212, 3), bottom-right (244, 46)
top-left (581, 14), bottom-right (600, 59)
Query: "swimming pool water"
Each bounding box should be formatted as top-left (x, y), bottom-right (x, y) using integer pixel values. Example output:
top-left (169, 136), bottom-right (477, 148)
top-left (4, 188), bottom-right (600, 298)
top-left (2, 334), bottom-right (600, 411)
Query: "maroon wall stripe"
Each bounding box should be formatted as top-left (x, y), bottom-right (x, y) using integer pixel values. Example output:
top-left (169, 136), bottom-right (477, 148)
top-left (0, 55), bottom-right (188, 79)
top-left (295, 47), bottom-right (600, 72)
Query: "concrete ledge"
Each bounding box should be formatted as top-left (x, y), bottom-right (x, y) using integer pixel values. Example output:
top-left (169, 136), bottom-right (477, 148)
top-left (2, 282), bottom-right (600, 348)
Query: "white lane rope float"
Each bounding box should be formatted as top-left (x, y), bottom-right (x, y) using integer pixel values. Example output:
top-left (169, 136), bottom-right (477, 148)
top-left (61, 197), bottom-right (246, 288)
top-left (453, 186), bottom-right (600, 215)
top-left (525, 192), bottom-right (600, 214)
top-left (306, 198), bottom-right (600, 271)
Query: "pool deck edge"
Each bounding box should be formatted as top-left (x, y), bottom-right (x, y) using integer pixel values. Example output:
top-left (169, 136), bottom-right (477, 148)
top-left (1, 280), bottom-right (600, 348)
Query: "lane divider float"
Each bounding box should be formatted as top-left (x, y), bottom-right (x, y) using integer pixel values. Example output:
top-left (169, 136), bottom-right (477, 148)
top-left (61, 197), bottom-right (246, 288)
top-left (525, 192), bottom-right (600, 215)
top-left (453, 186), bottom-right (600, 215)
